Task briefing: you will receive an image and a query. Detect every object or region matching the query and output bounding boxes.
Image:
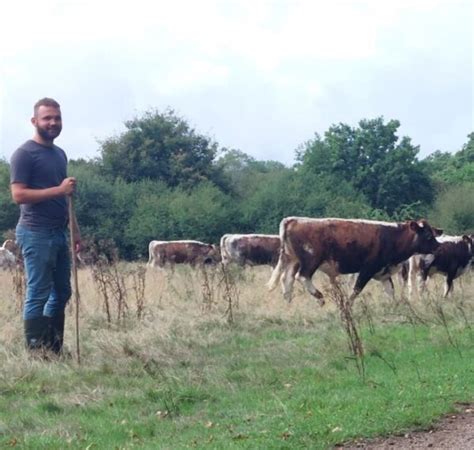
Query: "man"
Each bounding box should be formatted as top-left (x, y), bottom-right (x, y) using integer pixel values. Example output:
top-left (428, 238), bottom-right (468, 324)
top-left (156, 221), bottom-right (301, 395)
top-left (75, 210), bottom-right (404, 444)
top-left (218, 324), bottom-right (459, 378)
top-left (10, 98), bottom-right (80, 356)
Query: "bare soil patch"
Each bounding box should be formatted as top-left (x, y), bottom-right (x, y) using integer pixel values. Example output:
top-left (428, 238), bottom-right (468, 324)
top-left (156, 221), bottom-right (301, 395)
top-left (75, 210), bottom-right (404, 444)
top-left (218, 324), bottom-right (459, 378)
top-left (339, 403), bottom-right (474, 449)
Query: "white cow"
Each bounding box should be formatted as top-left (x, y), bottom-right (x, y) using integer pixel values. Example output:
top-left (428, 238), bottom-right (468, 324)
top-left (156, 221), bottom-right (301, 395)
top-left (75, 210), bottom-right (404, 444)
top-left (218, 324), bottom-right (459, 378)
top-left (0, 240), bottom-right (17, 270)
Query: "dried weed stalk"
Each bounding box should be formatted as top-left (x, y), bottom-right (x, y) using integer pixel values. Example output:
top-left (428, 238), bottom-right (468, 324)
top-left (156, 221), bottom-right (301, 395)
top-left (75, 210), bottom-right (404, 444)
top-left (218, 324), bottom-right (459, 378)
top-left (329, 282), bottom-right (365, 379)
top-left (200, 265), bottom-right (217, 311)
top-left (427, 295), bottom-right (462, 356)
top-left (130, 264), bottom-right (147, 319)
top-left (219, 264), bottom-right (240, 325)
top-left (12, 263), bottom-right (25, 313)
top-left (90, 240), bottom-right (129, 325)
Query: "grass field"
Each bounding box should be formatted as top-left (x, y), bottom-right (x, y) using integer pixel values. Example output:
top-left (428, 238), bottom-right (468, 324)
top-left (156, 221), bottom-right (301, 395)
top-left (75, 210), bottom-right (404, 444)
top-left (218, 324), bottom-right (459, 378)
top-left (0, 263), bottom-right (473, 449)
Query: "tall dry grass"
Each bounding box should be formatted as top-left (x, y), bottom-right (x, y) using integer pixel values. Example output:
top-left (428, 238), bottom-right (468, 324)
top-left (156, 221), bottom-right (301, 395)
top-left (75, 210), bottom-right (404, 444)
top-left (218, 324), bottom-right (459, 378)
top-left (0, 263), bottom-right (472, 374)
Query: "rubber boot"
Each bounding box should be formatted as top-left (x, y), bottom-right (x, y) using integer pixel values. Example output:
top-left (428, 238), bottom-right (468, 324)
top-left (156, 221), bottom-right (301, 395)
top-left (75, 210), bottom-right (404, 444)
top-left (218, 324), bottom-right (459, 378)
top-left (50, 312), bottom-right (65, 355)
top-left (24, 316), bottom-right (51, 357)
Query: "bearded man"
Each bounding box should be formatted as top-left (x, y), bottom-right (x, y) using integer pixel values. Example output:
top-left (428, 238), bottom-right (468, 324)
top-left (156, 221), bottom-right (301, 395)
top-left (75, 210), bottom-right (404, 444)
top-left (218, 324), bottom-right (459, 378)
top-left (10, 98), bottom-right (80, 356)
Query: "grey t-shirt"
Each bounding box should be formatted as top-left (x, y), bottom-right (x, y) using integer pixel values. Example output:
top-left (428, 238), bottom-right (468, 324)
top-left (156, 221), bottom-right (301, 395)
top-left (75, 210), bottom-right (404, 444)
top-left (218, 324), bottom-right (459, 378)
top-left (10, 140), bottom-right (68, 229)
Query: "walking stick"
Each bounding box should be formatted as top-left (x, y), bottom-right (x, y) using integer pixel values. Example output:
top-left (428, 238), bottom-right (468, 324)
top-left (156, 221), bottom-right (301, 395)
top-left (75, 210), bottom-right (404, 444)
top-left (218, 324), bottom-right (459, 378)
top-left (68, 195), bottom-right (81, 364)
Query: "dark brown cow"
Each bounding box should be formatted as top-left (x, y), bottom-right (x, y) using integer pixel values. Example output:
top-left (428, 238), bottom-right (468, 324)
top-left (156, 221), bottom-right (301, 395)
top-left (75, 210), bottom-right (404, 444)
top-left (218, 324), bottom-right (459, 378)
top-left (220, 234), bottom-right (281, 267)
top-left (408, 234), bottom-right (473, 297)
top-left (267, 217), bottom-right (441, 305)
top-left (147, 240), bottom-right (220, 269)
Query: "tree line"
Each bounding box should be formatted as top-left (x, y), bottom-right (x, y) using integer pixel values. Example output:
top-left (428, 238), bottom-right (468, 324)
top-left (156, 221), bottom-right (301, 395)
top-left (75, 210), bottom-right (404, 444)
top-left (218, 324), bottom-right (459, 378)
top-left (1, 109), bottom-right (473, 260)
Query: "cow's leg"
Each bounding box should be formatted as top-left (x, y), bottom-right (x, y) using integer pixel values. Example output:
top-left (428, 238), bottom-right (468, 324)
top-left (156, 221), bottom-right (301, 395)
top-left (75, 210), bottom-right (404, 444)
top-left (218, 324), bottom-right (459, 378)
top-left (381, 277), bottom-right (395, 299)
top-left (281, 260), bottom-right (299, 303)
top-left (267, 253), bottom-right (286, 291)
top-left (147, 252), bottom-right (154, 267)
top-left (296, 273), bottom-right (325, 306)
top-left (417, 269), bottom-right (428, 297)
top-left (443, 275), bottom-right (454, 298)
top-left (408, 260), bottom-right (417, 299)
top-left (349, 270), bottom-right (375, 306)
top-left (296, 262), bottom-right (324, 305)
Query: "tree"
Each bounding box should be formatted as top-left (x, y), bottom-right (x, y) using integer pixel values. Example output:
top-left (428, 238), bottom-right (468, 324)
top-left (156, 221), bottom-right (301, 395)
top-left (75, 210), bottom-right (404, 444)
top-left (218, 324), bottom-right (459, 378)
top-left (216, 149), bottom-right (287, 199)
top-left (99, 109), bottom-right (225, 188)
top-left (297, 118), bottom-right (435, 215)
top-left (0, 160), bottom-right (19, 235)
top-left (125, 182), bottom-right (235, 258)
top-left (425, 133), bottom-right (474, 186)
top-left (428, 183), bottom-right (474, 233)
top-left (69, 160), bottom-right (138, 259)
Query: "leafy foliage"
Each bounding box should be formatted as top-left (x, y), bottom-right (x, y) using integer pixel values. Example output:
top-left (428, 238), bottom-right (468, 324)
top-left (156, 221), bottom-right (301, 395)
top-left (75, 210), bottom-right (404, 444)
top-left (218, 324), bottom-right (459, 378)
top-left (1, 111), bottom-right (472, 259)
top-left (428, 183), bottom-right (474, 234)
top-left (100, 109), bottom-right (225, 188)
top-left (425, 132), bottom-right (474, 187)
top-left (297, 118), bottom-right (435, 215)
top-left (0, 159), bottom-right (19, 236)
top-left (125, 182), bottom-right (235, 258)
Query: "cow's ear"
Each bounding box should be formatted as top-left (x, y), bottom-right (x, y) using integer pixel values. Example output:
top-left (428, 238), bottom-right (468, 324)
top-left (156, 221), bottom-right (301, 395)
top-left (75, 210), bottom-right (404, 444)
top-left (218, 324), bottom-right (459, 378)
top-left (409, 221), bottom-right (420, 232)
top-left (433, 227), bottom-right (443, 237)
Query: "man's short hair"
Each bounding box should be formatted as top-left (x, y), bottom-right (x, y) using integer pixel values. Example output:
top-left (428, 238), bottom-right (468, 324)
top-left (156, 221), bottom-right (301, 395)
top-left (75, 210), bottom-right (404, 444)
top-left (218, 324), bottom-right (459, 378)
top-left (34, 98), bottom-right (60, 116)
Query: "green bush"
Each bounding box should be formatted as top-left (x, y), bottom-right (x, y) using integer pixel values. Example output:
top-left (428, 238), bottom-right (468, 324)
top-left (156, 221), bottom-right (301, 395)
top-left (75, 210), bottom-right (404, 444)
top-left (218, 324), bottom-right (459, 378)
top-left (428, 183), bottom-right (474, 233)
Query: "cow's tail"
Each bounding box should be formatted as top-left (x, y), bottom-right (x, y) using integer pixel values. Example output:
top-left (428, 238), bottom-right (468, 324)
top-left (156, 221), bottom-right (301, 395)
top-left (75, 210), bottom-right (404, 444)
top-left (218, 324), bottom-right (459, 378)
top-left (147, 241), bottom-right (155, 267)
top-left (220, 234), bottom-right (231, 266)
top-left (267, 218), bottom-right (294, 291)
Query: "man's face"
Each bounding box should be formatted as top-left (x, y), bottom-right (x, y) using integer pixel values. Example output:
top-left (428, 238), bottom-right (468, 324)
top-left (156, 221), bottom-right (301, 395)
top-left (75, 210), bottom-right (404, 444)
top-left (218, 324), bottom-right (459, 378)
top-left (32, 105), bottom-right (62, 141)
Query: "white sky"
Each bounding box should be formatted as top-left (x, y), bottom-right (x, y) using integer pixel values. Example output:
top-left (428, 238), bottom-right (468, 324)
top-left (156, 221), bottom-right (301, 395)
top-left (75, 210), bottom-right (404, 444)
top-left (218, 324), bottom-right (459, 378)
top-left (0, 0), bottom-right (473, 166)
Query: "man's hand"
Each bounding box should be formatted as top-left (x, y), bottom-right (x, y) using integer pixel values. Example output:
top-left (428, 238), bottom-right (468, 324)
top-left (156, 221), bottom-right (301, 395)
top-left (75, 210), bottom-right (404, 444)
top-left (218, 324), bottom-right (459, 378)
top-left (60, 177), bottom-right (77, 196)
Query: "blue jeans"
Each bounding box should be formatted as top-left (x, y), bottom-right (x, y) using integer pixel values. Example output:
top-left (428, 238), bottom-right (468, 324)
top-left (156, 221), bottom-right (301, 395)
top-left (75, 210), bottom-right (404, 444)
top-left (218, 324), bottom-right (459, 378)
top-left (16, 224), bottom-right (72, 320)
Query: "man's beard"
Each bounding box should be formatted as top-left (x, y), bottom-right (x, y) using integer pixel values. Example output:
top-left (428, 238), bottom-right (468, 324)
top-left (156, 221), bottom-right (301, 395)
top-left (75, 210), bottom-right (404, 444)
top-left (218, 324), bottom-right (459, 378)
top-left (36, 124), bottom-right (61, 141)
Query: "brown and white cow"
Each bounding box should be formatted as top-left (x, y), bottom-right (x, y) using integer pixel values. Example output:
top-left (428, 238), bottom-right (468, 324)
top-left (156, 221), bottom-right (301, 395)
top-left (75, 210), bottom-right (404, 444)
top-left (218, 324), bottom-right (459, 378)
top-left (267, 217), bottom-right (441, 305)
top-left (147, 240), bottom-right (220, 269)
top-left (408, 234), bottom-right (473, 298)
top-left (0, 239), bottom-right (17, 270)
top-left (220, 234), bottom-right (281, 267)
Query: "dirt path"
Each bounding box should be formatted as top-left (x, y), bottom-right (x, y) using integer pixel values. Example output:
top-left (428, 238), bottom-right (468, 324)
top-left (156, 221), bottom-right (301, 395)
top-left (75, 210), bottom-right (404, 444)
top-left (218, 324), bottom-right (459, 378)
top-left (338, 404), bottom-right (474, 449)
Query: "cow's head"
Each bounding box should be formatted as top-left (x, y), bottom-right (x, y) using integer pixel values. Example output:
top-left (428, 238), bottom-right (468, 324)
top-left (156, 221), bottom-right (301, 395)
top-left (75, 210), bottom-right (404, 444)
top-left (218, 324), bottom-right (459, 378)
top-left (204, 244), bottom-right (221, 264)
top-left (409, 219), bottom-right (441, 254)
top-left (463, 234), bottom-right (474, 259)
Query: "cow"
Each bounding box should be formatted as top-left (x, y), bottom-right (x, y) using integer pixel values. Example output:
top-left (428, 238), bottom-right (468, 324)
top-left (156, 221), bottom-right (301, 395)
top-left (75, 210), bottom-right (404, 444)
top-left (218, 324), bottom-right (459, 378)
top-left (381, 226), bottom-right (444, 297)
top-left (0, 239), bottom-right (17, 270)
top-left (347, 260), bottom-right (409, 300)
top-left (408, 234), bottom-right (473, 298)
top-left (147, 240), bottom-right (220, 269)
top-left (267, 217), bottom-right (441, 305)
top-left (220, 234), bottom-right (281, 267)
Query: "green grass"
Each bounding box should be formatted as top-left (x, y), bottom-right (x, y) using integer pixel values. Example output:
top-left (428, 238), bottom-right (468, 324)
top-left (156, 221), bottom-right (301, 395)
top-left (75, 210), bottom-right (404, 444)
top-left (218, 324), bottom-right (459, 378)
top-left (1, 320), bottom-right (473, 449)
top-left (0, 267), bottom-right (473, 449)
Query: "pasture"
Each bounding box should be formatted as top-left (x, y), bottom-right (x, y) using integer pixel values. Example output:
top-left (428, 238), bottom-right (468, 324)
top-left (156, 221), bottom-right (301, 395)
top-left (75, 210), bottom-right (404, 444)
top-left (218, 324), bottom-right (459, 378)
top-left (0, 263), bottom-right (473, 449)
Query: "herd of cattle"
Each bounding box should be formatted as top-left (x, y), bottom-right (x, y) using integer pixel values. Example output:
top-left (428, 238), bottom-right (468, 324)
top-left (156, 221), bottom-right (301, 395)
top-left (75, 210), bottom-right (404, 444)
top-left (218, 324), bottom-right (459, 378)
top-left (147, 217), bottom-right (473, 303)
top-left (1, 217), bottom-right (472, 304)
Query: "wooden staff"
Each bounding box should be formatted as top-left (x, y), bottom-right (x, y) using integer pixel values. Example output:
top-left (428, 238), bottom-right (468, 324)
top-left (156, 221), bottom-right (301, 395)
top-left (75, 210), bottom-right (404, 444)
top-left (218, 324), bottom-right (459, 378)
top-left (68, 195), bottom-right (81, 364)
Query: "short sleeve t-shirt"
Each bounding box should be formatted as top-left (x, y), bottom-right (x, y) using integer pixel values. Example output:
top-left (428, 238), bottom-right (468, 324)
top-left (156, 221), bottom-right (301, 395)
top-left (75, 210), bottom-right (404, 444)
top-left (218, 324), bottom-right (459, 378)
top-left (10, 140), bottom-right (68, 229)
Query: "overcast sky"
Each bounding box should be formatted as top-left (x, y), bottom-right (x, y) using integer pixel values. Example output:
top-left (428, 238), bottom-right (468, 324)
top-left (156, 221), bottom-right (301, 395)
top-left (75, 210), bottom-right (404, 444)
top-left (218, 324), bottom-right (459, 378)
top-left (0, 0), bottom-right (472, 166)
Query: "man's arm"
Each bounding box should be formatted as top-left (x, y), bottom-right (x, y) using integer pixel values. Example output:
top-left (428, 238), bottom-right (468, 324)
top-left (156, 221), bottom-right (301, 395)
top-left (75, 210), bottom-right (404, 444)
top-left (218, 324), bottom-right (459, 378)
top-left (11, 178), bottom-right (77, 204)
